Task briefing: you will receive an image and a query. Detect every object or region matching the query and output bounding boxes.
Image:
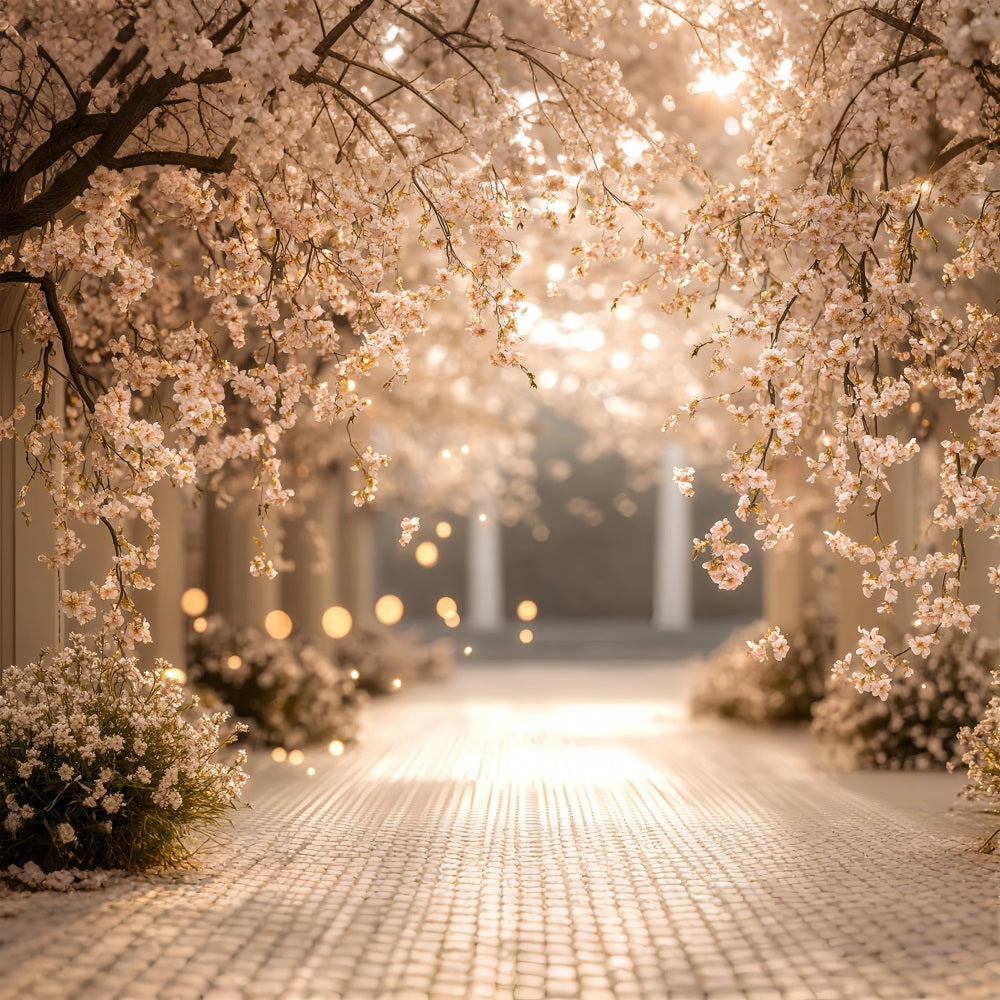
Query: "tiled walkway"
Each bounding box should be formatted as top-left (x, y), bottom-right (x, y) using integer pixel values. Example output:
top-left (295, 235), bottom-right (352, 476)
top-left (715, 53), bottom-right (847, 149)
top-left (2, 661), bottom-right (998, 1000)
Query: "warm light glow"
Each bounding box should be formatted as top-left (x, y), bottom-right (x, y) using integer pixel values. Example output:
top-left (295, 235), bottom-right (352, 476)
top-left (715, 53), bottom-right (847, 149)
top-left (328, 739), bottom-right (345, 757)
top-left (692, 67), bottom-right (746, 98)
top-left (460, 444), bottom-right (470, 455)
top-left (478, 513), bottom-right (487, 523)
top-left (441, 448), bottom-right (452, 459)
top-left (288, 749), bottom-right (305, 766)
top-left (415, 541), bottom-right (439, 567)
top-left (271, 747), bottom-right (288, 763)
top-left (306, 766), bottom-right (316, 776)
top-left (264, 609), bottom-right (293, 640)
top-left (161, 666), bottom-right (187, 685)
top-left (517, 600), bottom-right (538, 622)
top-left (519, 628), bottom-right (534, 644)
top-left (620, 136), bottom-right (648, 162)
top-left (435, 521), bottom-right (452, 539)
top-left (464, 645), bottom-right (473, 656)
top-left (436, 596), bottom-right (458, 619)
top-left (350, 669), bottom-right (360, 681)
top-left (392, 678), bottom-right (402, 690)
top-left (226, 655), bottom-right (242, 671)
top-left (192, 616), bottom-right (208, 633)
top-left (180, 587), bottom-right (208, 617)
top-left (322, 605), bottom-right (353, 639)
top-left (375, 594), bottom-right (404, 625)
top-left (445, 614), bottom-right (461, 629)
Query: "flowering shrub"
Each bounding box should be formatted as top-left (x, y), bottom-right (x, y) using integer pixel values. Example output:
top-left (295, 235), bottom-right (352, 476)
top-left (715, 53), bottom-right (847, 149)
top-left (0, 637), bottom-right (246, 873)
top-left (690, 617), bottom-right (833, 725)
top-left (187, 618), bottom-right (362, 748)
top-left (335, 625), bottom-right (455, 695)
top-left (955, 672), bottom-right (1000, 805)
top-left (812, 633), bottom-right (998, 771)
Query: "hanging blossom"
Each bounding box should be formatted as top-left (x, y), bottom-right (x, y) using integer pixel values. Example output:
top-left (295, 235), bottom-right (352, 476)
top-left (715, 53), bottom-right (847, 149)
top-left (643, 0), bottom-right (1000, 696)
top-left (0, 1), bottom-right (679, 649)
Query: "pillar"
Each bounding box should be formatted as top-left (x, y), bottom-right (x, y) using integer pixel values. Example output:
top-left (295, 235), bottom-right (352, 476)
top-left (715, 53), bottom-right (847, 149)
top-left (652, 443), bottom-right (693, 629)
top-left (338, 503), bottom-right (376, 625)
top-left (203, 498), bottom-right (282, 632)
top-left (1, 285), bottom-right (63, 668)
top-left (131, 481), bottom-right (187, 668)
top-left (282, 476), bottom-right (341, 652)
top-left (467, 497), bottom-right (503, 631)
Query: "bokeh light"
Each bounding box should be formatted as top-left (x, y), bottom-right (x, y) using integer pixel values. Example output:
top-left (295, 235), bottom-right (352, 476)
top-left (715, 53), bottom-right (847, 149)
top-left (264, 609), bottom-right (293, 640)
top-left (516, 600), bottom-right (538, 622)
top-left (463, 645), bottom-right (473, 656)
top-left (328, 740), bottom-right (345, 757)
top-left (180, 587), bottom-right (208, 617)
top-left (271, 747), bottom-right (288, 763)
top-left (392, 678), bottom-right (402, 690)
top-left (415, 541), bottom-right (439, 567)
top-left (435, 521), bottom-right (452, 539)
top-left (288, 749), bottom-right (305, 766)
top-left (436, 596), bottom-right (458, 619)
top-left (226, 654), bottom-right (242, 671)
top-left (519, 629), bottom-right (534, 644)
top-left (192, 616), bottom-right (208, 633)
top-left (444, 614), bottom-right (461, 629)
top-left (322, 605), bottom-right (353, 639)
top-left (161, 666), bottom-right (187, 685)
top-left (375, 594), bottom-right (404, 625)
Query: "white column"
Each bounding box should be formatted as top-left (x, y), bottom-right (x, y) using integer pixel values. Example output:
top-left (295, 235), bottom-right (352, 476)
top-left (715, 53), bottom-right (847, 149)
top-left (131, 481), bottom-right (187, 669)
top-left (1, 286), bottom-right (63, 668)
top-left (653, 443), bottom-right (693, 629)
top-left (467, 498), bottom-right (504, 631)
top-left (338, 503), bottom-right (376, 625)
top-left (203, 499), bottom-right (281, 631)
top-left (282, 477), bottom-right (341, 652)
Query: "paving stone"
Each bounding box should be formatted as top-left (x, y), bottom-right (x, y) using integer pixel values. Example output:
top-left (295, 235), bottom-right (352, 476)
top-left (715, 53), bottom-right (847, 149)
top-left (1, 662), bottom-right (998, 1000)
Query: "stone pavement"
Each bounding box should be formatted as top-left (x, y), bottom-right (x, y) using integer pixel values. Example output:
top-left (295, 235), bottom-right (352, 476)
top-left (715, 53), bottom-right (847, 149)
top-left (1, 660), bottom-right (999, 1000)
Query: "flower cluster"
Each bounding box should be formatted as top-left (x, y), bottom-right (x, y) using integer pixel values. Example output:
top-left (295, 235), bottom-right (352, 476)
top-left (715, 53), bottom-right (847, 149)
top-left (691, 617), bottom-right (833, 725)
top-left (0, 636), bottom-right (246, 872)
top-left (335, 625), bottom-right (455, 696)
top-left (186, 617), bottom-right (362, 749)
top-left (813, 631), bottom-right (998, 771)
top-left (956, 670), bottom-right (1000, 805)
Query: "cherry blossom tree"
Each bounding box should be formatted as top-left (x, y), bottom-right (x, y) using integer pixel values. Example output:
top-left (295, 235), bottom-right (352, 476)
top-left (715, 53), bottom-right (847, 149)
top-left (637, 1), bottom-right (1000, 696)
top-left (3, 0), bottom-right (999, 707)
top-left (0, 0), bottom-right (675, 649)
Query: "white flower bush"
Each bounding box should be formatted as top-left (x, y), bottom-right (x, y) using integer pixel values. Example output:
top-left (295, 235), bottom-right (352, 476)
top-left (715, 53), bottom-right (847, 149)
top-left (335, 625), bottom-right (455, 696)
top-left (690, 617), bottom-right (833, 725)
top-left (956, 672), bottom-right (1000, 805)
top-left (187, 617), bottom-right (362, 749)
top-left (0, 637), bottom-right (247, 873)
top-left (813, 633), bottom-right (998, 771)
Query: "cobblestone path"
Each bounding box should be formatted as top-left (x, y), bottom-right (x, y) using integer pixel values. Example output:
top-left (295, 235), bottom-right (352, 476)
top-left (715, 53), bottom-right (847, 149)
top-left (2, 662), bottom-right (998, 1000)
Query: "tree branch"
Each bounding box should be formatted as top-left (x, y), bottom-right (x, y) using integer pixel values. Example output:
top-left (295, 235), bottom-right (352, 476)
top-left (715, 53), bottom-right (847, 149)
top-left (110, 144), bottom-right (237, 173)
top-left (0, 270), bottom-right (103, 411)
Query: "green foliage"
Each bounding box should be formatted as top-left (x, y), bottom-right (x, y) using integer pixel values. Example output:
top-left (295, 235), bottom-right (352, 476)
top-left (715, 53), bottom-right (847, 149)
top-left (0, 637), bottom-right (246, 873)
top-left (690, 617), bottom-right (833, 725)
